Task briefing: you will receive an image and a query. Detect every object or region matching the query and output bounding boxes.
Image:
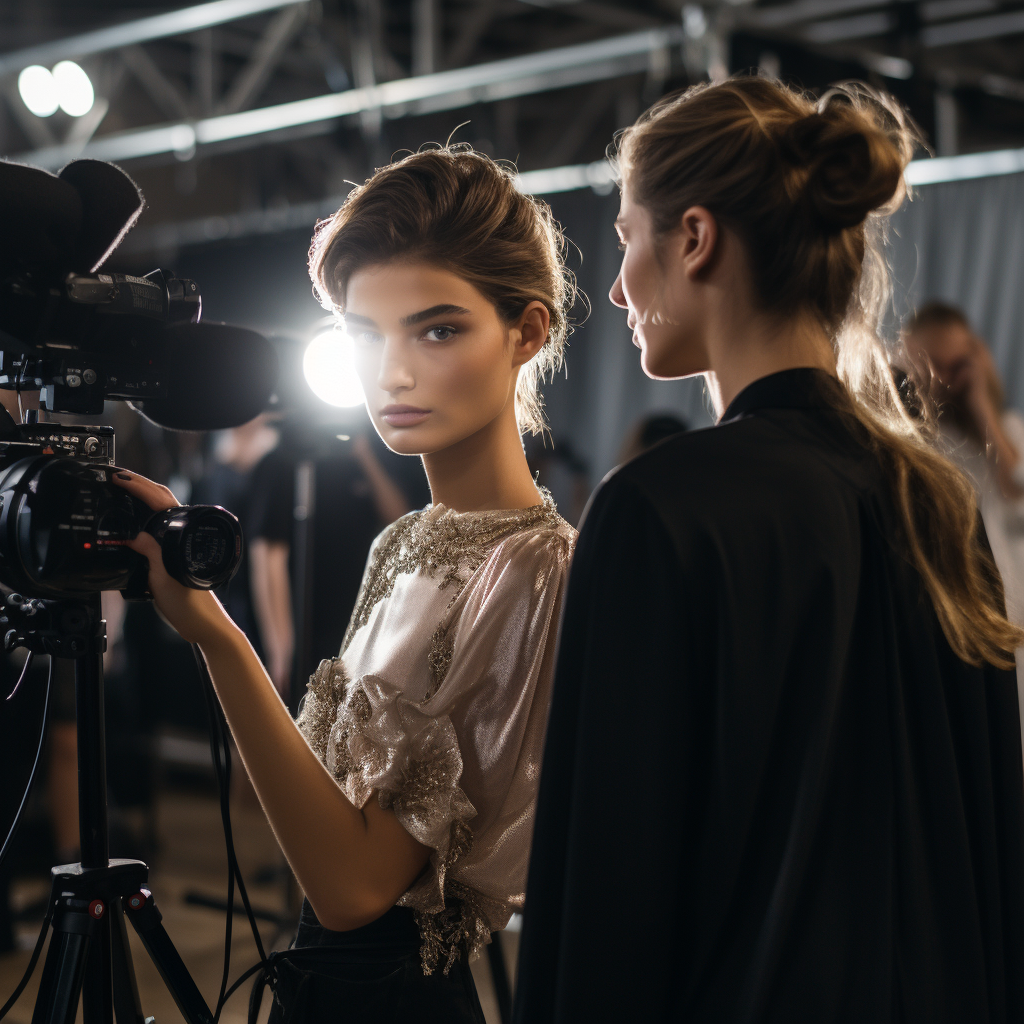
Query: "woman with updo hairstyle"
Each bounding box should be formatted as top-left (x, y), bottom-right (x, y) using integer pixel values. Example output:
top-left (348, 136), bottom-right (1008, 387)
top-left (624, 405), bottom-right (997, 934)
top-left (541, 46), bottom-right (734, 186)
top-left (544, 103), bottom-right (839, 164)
top-left (516, 78), bottom-right (1024, 1023)
top-left (116, 146), bottom-right (577, 1023)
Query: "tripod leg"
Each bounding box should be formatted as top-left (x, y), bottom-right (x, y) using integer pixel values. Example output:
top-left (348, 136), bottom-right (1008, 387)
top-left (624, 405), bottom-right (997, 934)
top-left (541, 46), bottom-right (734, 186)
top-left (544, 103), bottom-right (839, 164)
top-left (31, 901), bottom-right (96, 1024)
top-left (81, 912), bottom-right (113, 1024)
top-left (109, 901), bottom-right (144, 1024)
top-left (125, 891), bottom-right (214, 1024)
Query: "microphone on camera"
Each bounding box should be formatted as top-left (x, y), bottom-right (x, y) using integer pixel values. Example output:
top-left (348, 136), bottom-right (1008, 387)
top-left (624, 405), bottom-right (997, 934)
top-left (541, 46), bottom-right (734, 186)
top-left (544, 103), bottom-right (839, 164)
top-left (128, 321), bottom-right (280, 431)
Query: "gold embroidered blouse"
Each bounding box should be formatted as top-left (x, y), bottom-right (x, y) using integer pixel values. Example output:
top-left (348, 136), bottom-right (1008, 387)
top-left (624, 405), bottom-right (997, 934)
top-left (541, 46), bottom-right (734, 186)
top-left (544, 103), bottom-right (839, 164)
top-left (296, 494), bottom-right (576, 973)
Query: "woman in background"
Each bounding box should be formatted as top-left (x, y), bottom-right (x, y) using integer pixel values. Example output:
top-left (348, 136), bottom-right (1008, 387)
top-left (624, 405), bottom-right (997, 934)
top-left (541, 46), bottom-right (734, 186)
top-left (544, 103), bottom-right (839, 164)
top-left (119, 147), bottom-right (577, 1023)
top-left (905, 301), bottom-right (1024, 752)
top-left (516, 78), bottom-right (1024, 1023)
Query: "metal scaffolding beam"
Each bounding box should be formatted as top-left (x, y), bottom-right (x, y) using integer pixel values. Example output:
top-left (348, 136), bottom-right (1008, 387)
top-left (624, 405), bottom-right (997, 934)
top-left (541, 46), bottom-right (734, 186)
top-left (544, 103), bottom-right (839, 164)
top-left (10, 25), bottom-right (683, 169)
top-left (0, 0), bottom-right (309, 80)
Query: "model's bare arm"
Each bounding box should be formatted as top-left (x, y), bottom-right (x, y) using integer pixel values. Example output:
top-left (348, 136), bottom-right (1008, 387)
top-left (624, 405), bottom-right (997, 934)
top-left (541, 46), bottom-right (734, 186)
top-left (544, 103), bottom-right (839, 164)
top-left (116, 473), bottom-right (430, 931)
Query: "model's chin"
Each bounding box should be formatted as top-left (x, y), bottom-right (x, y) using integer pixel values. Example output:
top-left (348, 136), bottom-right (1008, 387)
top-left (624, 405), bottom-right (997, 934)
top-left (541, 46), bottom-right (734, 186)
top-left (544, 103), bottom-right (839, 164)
top-left (375, 425), bottom-right (432, 456)
top-left (640, 348), bottom-right (708, 381)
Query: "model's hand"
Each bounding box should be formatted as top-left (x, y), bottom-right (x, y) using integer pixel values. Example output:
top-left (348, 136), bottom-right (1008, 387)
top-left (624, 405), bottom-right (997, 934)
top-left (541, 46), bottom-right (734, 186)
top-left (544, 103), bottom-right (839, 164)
top-left (113, 471), bottom-right (233, 646)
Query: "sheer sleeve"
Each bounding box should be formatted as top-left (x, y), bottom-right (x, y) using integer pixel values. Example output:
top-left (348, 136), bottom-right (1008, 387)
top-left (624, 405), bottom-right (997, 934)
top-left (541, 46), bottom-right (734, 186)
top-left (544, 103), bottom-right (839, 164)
top-left (324, 521), bottom-right (573, 971)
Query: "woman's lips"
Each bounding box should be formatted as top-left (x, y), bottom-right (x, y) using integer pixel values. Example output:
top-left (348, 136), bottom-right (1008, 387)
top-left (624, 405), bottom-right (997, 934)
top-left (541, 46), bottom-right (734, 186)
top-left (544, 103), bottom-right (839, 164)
top-left (380, 405), bottom-right (430, 427)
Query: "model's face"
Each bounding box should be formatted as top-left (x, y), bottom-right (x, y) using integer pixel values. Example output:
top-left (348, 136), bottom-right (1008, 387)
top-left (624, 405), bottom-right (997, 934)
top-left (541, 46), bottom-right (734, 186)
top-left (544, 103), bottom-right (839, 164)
top-left (906, 322), bottom-right (975, 386)
top-left (344, 262), bottom-right (519, 455)
top-left (609, 187), bottom-right (709, 380)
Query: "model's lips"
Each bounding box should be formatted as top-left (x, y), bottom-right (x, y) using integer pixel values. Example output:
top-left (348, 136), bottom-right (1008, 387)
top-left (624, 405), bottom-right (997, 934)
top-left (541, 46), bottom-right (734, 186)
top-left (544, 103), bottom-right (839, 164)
top-left (380, 404), bottom-right (431, 427)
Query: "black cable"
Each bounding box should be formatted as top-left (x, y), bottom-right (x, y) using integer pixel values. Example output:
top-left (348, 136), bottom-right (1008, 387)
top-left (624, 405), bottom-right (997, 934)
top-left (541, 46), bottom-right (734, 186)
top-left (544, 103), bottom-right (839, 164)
top-left (0, 886), bottom-right (54, 1021)
top-left (0, 654), bottom-right (49, 871)
top-left (191, 645), bottom-right (268, 1021)
top-left (0, 655), bottom-right (54, 1022)
top-left (3, 650), bottom-right (35, 701)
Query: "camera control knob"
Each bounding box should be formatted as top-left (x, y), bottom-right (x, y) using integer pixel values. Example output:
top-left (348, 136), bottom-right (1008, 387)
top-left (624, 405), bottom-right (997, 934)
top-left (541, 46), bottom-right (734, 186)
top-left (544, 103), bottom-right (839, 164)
top-left (84, 437), bottom-right (101, 455)
top-left (83, 369), bottom-right (97, 385)
top-left (66, 374), bottom-right (81, 388)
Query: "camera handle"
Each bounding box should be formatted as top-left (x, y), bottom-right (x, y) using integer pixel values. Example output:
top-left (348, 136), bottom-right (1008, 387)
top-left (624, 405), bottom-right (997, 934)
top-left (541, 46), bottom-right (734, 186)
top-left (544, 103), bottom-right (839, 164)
top-left (2, 594), bottom-right (213, 1024)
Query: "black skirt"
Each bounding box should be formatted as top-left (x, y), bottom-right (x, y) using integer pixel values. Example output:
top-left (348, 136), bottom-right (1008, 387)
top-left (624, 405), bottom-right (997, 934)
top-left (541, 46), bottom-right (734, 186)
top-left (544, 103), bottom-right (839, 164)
top-left (259, 900), bottom-right (486, 1024)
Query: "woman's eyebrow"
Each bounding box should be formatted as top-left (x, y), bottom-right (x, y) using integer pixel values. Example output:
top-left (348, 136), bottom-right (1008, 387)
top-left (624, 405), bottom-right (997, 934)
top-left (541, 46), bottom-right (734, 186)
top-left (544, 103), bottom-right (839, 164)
top-left (343, 312), bottom-right (377, 328)
top-left (400, 304), bottom-right (472, 327)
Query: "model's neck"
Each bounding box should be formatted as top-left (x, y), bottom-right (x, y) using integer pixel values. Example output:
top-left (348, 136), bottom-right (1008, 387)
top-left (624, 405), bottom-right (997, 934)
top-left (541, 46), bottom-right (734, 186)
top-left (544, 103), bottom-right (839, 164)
top-left (705, 303), bottom-right (837, 418)
top-left (421, 402), bottom-right (541, 512)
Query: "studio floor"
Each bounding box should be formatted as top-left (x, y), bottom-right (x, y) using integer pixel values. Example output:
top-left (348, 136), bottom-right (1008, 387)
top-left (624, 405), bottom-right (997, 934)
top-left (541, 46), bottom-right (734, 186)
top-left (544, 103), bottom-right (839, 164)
top-left (0, 784), bottom-right (515, 1023)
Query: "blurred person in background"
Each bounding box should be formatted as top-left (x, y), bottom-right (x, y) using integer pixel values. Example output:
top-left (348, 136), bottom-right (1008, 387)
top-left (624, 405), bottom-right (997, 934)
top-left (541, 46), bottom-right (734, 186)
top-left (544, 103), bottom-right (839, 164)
top-left (617, 411), bottom-right (689, 465)
top-left (904, 302), bottom-right (1024, 744)
top-left (516, 78), bottom-right (1024, 1023)
top-left (191, 413), bottom-right (282, 660)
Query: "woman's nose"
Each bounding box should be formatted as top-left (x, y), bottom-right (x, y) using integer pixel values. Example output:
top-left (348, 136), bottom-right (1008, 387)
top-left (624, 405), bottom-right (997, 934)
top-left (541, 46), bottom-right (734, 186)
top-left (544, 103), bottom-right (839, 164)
top-left (609, 272), bottom-right (626, 309)
top-left (377, 339), bottom-right (415, 394)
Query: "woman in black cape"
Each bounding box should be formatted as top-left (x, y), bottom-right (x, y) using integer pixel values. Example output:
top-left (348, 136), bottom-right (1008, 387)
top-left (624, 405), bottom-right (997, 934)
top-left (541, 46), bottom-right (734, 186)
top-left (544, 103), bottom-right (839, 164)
top-left (514, 77), bottom-right (1024, 1023)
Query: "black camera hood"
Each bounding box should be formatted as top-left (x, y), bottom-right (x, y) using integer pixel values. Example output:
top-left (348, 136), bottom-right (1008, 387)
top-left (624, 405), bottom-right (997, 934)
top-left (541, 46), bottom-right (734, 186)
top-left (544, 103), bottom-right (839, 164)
top-left (0, 158), bottom-right (144, 278)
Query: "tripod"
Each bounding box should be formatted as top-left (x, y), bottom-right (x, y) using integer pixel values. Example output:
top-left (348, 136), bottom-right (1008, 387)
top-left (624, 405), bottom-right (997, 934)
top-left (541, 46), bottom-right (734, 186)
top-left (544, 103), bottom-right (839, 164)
top-left (9, 594), bottom-right (214, 1024)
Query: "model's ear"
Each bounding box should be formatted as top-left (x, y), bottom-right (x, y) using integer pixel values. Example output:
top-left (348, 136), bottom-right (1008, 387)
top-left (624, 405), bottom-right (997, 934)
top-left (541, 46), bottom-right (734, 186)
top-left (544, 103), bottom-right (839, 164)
top-left (510, 301), bottom-right (550, 367)
top-left (670, 205), bottom-right (718, 280)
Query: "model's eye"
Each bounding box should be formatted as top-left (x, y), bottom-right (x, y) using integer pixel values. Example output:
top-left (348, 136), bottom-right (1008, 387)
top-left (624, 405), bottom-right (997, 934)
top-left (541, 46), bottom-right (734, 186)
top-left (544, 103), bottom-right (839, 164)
top-left (424, 325), bottom-right (457, 342)
top-left (351, 330), bottom-right (382, 346)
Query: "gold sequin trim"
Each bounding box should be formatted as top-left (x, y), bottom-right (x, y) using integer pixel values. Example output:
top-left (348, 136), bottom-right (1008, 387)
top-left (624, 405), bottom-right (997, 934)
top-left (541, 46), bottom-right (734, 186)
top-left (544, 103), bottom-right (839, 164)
top-left (342, 494), bottom-right (564, 656)
top-left (295, 657), bottom-right (350, 765)
top-left (409, 878), bottom-right (503, 975)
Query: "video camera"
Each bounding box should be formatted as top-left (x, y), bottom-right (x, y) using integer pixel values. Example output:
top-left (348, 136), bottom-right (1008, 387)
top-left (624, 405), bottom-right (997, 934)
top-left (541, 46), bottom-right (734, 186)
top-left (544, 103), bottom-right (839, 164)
top-left (0, 157), bottom-right (280, 602)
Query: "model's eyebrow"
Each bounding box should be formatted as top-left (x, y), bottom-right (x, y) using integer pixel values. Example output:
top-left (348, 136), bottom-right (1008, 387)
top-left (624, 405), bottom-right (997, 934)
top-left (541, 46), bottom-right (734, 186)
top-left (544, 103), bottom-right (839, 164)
top-left (343, 312), bottom-right (377, 328)
top-left (400, 304), bottom-right (472, 327)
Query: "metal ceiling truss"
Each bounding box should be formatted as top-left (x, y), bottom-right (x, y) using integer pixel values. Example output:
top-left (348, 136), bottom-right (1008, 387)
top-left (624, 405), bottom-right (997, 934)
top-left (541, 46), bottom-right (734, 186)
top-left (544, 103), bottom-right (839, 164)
top-left (5, 0), bottom-right (1024, 242)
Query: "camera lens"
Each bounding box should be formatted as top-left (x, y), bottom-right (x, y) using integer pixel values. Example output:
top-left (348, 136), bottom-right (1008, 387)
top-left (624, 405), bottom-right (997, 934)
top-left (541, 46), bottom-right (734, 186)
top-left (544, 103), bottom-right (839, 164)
top-left (144, 506), bottom-right (242, 590)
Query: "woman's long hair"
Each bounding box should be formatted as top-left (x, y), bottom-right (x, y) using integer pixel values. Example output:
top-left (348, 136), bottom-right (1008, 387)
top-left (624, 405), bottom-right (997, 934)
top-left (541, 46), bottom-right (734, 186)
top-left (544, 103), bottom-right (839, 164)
top-left (617, 76), bottom-right (1023, 668)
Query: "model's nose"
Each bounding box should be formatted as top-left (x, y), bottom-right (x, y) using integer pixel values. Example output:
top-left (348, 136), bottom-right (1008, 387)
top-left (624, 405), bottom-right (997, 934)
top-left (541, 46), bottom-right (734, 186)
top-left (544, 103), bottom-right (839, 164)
top-left (609, 272), bottom-right (627, 309)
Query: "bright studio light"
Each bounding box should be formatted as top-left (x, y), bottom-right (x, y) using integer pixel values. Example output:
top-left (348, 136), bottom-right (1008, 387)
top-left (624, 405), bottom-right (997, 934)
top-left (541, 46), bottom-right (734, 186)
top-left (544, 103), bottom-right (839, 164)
top-left (302, 330), bottom-right (365, 408)
top-left (18, 66), bottom-right (59, 117)
top-left (53, 61), bottom-right (95, 116)
top-left (18, 62), bottom-right (94, 118)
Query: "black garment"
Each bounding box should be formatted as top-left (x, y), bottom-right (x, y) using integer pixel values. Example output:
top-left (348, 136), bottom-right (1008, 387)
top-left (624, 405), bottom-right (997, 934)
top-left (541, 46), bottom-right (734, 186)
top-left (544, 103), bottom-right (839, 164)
top-left (514, 369), bottom-right (1024, 1023)
top-left (261, 900), bottom-right (485, 1024)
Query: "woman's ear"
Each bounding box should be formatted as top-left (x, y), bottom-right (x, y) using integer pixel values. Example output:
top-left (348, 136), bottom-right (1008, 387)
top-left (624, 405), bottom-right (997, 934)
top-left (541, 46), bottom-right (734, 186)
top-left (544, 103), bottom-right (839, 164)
top-left (672, 205), bottom-right (718, 280)
top-left (510, 301), bottom-right (551, 367)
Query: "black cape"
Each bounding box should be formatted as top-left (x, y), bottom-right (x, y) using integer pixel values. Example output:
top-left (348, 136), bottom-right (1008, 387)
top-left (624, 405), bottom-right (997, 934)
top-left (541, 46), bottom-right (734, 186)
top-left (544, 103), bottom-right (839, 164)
top-left (514, 368), bottom-right (1024, 1023)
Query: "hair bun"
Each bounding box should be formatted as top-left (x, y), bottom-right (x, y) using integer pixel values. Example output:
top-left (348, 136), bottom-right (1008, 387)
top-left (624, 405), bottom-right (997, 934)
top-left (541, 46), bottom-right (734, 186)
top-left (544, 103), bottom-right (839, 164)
top-left (781, 103), bottom-right (904, 231)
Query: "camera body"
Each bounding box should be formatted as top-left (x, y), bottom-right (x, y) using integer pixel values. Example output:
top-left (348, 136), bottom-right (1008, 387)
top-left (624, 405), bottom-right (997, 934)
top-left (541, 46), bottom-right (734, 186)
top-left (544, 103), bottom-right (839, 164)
top-left (0, 421), bottom-right (241, 600)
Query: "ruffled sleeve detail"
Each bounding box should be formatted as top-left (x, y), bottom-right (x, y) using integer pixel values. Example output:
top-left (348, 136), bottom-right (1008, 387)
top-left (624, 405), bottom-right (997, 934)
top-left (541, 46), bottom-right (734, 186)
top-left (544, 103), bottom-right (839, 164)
top-left (323, 675), bottom-right (481, 973)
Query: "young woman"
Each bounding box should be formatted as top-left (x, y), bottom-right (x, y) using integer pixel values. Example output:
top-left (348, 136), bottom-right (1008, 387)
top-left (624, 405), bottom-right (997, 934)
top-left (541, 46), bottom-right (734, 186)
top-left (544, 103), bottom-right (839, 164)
top-left (905, 303), bottom-right (1024, 757)
top-left (117, 147), bottom-right (577, 1023)
top-left (515, 79), bottom-right (1024, 1023)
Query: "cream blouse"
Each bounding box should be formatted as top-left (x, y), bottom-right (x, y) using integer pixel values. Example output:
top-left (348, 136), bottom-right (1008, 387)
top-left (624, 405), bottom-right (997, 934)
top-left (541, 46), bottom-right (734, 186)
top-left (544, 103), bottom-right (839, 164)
top-left (296, 495), bottom-right (576, 974)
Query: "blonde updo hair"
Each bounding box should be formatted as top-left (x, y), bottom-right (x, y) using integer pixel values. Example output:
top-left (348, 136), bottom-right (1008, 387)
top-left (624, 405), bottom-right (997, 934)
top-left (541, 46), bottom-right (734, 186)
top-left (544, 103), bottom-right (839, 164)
top-left (309, 145), bottom-right (575, 436)
top-left (616, 76), bottom-right (1024, 669)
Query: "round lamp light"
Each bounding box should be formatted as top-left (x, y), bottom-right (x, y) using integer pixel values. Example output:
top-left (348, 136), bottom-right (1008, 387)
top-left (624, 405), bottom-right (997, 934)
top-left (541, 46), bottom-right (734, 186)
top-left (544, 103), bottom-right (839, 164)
top-left (53, 61), bottom-right (95, 117)
top-left (18, 66), bottom-right (59, 117)
top-left (302, 330), bottom-right (365, 408)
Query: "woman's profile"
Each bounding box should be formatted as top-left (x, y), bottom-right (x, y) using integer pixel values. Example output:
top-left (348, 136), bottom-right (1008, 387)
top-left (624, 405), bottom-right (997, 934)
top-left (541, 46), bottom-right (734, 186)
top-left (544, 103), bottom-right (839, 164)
top-left (118, 147), bottom-right (577, 1023)
top-left (515, 78), bottom-right (1024, 1022)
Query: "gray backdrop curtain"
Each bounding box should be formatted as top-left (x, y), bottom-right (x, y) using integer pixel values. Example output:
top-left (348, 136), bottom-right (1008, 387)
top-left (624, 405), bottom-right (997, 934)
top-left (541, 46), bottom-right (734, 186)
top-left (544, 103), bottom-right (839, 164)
top-left (544, 170), bottom-right (1024, 490)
